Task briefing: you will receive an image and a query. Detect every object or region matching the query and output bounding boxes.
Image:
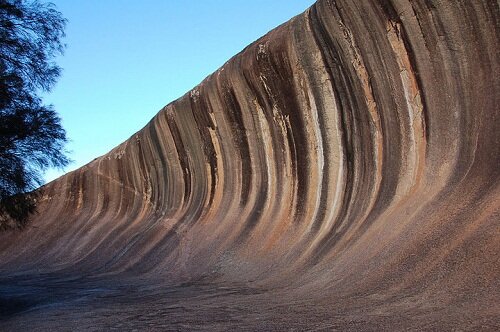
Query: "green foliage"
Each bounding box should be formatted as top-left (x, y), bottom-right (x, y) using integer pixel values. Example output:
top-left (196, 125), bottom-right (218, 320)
top-left (0, 0), bottom-right (69, 228)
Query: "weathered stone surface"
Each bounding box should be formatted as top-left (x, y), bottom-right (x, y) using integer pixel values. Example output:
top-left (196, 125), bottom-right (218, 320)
top-left (0, 0), bottom-right (498, 330)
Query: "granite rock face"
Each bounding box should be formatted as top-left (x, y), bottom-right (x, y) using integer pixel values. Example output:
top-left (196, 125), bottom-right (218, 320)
top-left (0, 0), bottom-right (498, 330)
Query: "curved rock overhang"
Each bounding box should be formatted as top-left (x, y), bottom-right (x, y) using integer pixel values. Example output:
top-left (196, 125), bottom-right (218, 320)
top-left (0, 1), bottom-right (498, 330)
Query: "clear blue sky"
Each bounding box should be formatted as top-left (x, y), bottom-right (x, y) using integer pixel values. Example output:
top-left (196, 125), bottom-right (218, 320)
top-left (42, 1), bottom-right (316, 183)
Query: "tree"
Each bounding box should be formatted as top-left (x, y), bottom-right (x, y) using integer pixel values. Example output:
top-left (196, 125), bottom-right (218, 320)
top-left (0, 0), bottom-right (69, 229)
